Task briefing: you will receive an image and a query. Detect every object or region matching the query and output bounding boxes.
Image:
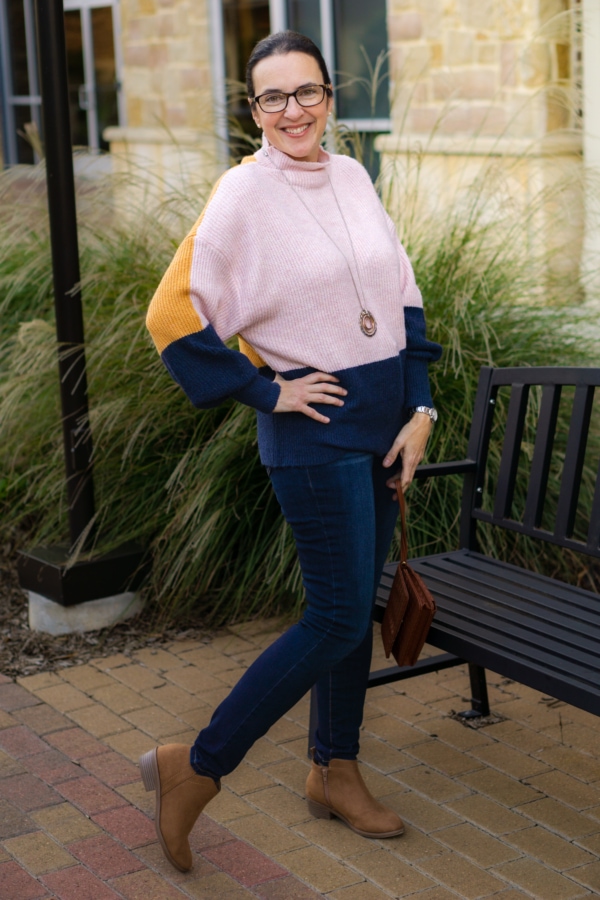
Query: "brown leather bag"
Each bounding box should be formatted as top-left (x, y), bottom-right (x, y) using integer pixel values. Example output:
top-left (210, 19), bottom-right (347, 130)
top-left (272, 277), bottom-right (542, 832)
top-left (381, 481), bottom-right (436, 667)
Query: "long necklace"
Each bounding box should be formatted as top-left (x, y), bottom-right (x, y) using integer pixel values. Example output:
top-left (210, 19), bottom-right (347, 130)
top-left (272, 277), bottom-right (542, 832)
top-left (264, 153), bottom-right (378, 337)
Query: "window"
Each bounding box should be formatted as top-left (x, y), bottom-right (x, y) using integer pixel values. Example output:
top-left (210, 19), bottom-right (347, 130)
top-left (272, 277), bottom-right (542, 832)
top-left (0, 0), bottom-right (40, 163)
top-left (0, 0), bottom-right (124, 165)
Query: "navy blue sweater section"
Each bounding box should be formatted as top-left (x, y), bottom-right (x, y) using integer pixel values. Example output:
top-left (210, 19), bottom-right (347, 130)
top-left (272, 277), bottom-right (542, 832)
top-left (160, 307), bottom-right (441, 466)
top-left (162, 324), bottom-right (280, 414)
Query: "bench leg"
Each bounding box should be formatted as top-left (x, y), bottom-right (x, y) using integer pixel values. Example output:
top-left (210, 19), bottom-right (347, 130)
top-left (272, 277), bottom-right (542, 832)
top-left (307, 684), bottom-right (318, 759)
top-left (458, 663), bottom-right (490, 719)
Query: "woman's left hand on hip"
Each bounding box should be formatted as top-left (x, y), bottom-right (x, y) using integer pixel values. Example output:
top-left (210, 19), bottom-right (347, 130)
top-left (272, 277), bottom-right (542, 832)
top-left (382, 413), bottom-right (433, 494)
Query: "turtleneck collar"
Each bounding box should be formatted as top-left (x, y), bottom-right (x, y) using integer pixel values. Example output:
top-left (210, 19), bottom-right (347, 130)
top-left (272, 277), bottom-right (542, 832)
top-left (255, 137), bottom-right (331, 187)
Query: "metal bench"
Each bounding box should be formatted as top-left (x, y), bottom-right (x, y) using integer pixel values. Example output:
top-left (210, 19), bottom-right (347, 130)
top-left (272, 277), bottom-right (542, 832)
top-left (308, 366), bottom-right (600, 750)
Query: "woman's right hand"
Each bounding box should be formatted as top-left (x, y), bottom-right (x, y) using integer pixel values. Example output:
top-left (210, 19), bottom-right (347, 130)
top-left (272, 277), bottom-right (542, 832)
top-left (273, 372), bottom-right (347, 424)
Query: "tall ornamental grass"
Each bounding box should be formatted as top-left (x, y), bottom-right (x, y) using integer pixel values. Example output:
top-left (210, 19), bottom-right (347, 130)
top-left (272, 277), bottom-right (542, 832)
top-left (0, 140), bottom-right (597, 626)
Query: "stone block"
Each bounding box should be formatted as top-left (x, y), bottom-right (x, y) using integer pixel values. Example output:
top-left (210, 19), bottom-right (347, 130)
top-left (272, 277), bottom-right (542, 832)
top-left (32, 802), bottom-right (100, 843)
top-left (27, 750), bottom-right (83, 785)
top-left (229, 812), bottom-right (307, 855)
top-left (501, 40), bottom-right (519, 87)
top-left (420, 851), bottom-right (506, 897)
top-left (13, 705), bottom-right (71, 736)
top-left (68, 833), bottom-right (145, 879)
top-left (398, 765), bottom-right (472, 803)
top-left (351, 849), bottom-right (435, 895)
top-left (492, 857), bottom-right (589, 899)
top-left (477, 40), bottom-right (498, 65)
top-left (389, 12), bottom-right (423, 42)
top-left (42, 865), bottom-right (122, 900)
top-left (433, 68), bottom-right (497, 101)
top-left (67, 705), bottom-right (131, 739)
top-left (445, 30), bottom-right (474, 66)
top-left (507, 825), bottom-right (594, 871)
top-left (204, 787), bottom-right (255, 824)
top-left (4, 831), bottom-right (75, 875)
top-left (28, 591), bottom-right (142, 636)
top-left (61, 666), bottom-right (114, 693)
top-left (92, 805), bottom-right (155, 848)
top-left (396, 792), bottom-right (461, 832)
top-left (248, 785), bottom-right (310, 828)
top-left (103, 729), bottom-right (155, 763)
top-left (203, 839), bottom-right (288, 888)
top-left (0, 773), bottom-right (62, 812)
top-left (271, 845), bottom-right (359, 893)
top-left (45, 727), bottom-right (107, 762)
top-left (80, 749), bottom-right (138, 788)
top-left (521, 41), bottom-right (552, 88)
top-left (123, 705), bottom-right (184, 739)
top-left (0, 860), bottom-right (48, 900)
top-left (436, 822), bottom-right (520, 867)
top-left (0, 725), bottom-right (48, 759)
top-left (295, 816), bottom-right (374, 860)
top-left (447, 795), bottom-right (529, 835)
top-left (34, 684), bottom-right (92, 714)
top-left (459, 768), bottom-right (543, 808)
top-left (257, 876), bottom-right (323, 899)
top-left (90, 684), bottom-right (148, 715)
top-left (527, 770), bottom-right (600, 811)
top-left (57, 775), bottom-right (127, 816)
top-left (0, 683), bottom-right (41, 712)
top-left (521, 798), bottom-right (598, 839)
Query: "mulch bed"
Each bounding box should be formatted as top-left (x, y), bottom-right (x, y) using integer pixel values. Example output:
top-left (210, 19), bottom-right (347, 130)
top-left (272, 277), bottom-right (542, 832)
top-left (0, 531), bottom-right (209, 681)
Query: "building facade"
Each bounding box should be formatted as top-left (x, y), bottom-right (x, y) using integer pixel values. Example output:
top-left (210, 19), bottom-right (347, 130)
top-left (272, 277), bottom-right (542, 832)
top-left (1, 0), bottom-right (599, 270)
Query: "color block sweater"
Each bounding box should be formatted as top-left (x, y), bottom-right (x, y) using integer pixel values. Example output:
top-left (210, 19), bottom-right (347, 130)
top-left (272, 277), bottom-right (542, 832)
top-left (146, 143), bottom-right (442, 466)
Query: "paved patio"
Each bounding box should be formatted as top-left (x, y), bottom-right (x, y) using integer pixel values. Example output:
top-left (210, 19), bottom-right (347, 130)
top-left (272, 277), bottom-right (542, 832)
top-left (1, 619), bottom-right (599, 899)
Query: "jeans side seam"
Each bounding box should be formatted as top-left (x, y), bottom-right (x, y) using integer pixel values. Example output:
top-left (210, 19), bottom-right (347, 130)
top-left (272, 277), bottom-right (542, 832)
top-left (206, 466), bottom-right (343, 764)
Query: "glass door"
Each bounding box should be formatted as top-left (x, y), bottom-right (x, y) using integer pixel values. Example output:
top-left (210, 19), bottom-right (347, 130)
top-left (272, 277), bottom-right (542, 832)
top-left (222, 0), bottom-right (271, 157)
top-left (63, 0), bottom-right (121, 152)
top-left (0, 0), bottom-right (122, 164)
top-left (0, 0), bottom-right (41, 163)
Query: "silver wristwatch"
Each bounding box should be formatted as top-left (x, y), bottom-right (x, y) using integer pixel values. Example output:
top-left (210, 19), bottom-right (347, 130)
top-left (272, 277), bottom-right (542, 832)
top-left (410, 406), bottom-right (438, 423)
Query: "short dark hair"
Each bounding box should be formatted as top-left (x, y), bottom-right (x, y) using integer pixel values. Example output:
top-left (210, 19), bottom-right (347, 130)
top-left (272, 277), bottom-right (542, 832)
top-left (246, 31), bottom-right (333, 105)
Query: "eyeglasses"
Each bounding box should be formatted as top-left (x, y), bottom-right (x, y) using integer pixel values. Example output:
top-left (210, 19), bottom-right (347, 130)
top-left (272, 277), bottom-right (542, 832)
top-left (253, 84), bottom-right (329, 113)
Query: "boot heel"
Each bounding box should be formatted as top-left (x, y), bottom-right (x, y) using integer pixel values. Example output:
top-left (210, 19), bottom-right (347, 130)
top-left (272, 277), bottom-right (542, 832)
top-left (139, 749), bottom-right (158, 792)
top-left (307, 799), bottom-right (333, 820)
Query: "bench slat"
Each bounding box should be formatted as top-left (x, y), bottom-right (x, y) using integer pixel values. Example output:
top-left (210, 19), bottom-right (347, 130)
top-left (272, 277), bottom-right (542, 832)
top-left (470, 509), bottom-right (600, 559)
top-left (555, 384), bottom-right (595, 541)
top-left (523, 384), bottom-right (561, 530)
top-left (494, 383), bottom-right (529, 521)
top-left (587, 457), bottom-right (600, 552)
top-left (374, 549), bottom-right (600, 713)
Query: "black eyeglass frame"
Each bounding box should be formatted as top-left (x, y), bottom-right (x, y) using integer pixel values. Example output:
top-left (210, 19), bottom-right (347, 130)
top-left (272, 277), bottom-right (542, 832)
top-left (251, 84), bottom-right (331, 113)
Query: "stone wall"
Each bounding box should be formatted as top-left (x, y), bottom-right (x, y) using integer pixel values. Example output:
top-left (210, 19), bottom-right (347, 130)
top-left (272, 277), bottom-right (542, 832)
top-left (378, 0), bottom-right (584, 279)
top-left (386, 0), bottom-right (576, 141)
top-left (106, 0), bottom-right (223, 201)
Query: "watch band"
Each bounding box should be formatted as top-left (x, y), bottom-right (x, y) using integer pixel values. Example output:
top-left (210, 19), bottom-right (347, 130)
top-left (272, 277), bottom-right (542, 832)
top-left (410, 406), bottom-right (438, 423)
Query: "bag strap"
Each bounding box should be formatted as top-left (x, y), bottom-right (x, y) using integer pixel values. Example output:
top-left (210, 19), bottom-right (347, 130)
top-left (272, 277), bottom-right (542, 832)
top-left (395, 479), bottom-right (408, 565)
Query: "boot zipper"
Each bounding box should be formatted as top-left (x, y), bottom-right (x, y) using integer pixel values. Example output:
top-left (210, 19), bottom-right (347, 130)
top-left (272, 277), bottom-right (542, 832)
top-left (322, 767), bottom-right (331, 806)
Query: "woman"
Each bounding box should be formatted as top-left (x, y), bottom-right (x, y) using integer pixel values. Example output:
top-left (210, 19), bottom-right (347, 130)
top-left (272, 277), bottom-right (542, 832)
top-left (143, 31), bottom-right (441, 872)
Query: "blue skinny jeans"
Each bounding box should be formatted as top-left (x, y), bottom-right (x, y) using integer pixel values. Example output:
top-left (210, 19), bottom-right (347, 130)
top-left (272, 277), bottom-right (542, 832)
top-left (190, 451), bottom-right (398, 780)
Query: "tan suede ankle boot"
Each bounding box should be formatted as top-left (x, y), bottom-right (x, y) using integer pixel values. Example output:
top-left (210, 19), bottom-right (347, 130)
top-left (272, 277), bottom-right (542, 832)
top-left (305, 758), bottom-right (404, 838)
top-left (139, 744), bottom-right (220, 872)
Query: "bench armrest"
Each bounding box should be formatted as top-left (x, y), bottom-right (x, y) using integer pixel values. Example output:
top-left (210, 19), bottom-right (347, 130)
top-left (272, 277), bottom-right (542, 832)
top-left (414, 459), bottom-right (477, 479)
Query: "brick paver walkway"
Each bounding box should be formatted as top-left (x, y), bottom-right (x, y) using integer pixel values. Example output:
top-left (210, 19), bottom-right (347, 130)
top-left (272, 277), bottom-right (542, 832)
top-left (1, 619), bottom-right (600, 899)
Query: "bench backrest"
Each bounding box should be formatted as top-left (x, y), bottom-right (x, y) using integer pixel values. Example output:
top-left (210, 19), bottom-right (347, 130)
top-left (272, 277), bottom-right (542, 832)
top-left (461, 367), bottom-right (600, 559)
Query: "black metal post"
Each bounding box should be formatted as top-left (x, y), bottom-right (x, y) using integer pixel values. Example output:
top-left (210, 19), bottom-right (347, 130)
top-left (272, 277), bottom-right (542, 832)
top-left (17, 0), bottom-right (147, 608)
top-left (33, 0), bottom-right (95, 548)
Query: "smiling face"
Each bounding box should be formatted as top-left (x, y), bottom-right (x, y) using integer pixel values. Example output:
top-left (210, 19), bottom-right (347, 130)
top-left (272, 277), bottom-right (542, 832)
top-left (250, 52), bottom-right (333, 163)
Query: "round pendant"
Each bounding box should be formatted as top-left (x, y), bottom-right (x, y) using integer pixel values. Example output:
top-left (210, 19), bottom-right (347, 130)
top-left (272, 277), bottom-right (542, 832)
top-left (360, 310), bottom-right (377, 337)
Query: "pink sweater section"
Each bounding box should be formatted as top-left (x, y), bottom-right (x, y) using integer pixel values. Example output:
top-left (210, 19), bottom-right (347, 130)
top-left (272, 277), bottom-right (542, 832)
top-left (189, 144), bottom-right (423, 375)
